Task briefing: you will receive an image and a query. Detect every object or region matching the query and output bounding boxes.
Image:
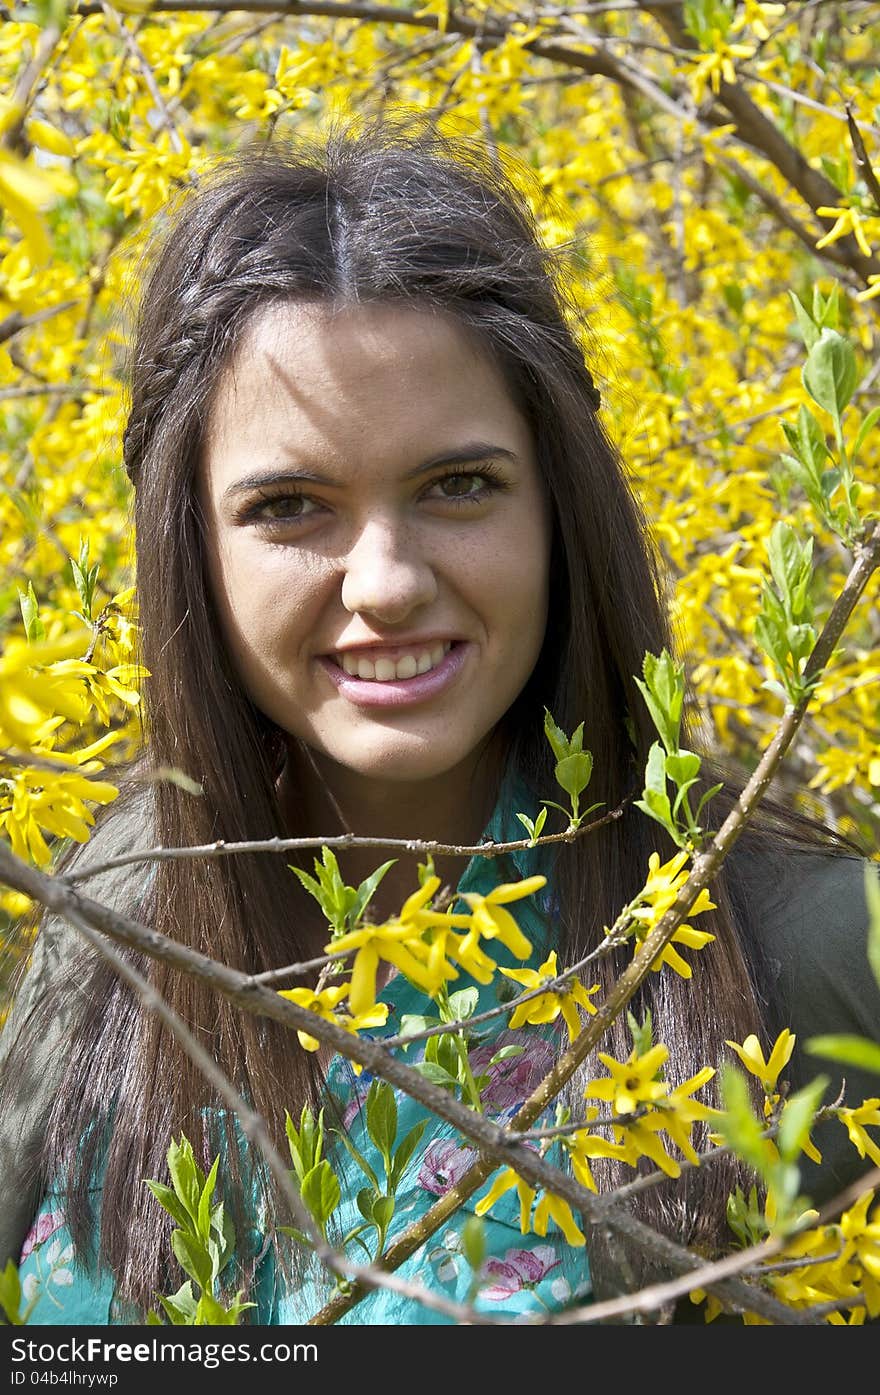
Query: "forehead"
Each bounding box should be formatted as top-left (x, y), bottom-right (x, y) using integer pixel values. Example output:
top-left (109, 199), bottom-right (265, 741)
top-left (202, 299), bottom-right (530, 471)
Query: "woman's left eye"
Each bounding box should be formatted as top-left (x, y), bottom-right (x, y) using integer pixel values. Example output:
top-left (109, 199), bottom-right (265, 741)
top-left (427, 471), bottom-right (498, 502)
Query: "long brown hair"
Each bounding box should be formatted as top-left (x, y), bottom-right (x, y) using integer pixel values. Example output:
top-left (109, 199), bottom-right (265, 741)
top-left (3, 113), bottom-right (856, 1313)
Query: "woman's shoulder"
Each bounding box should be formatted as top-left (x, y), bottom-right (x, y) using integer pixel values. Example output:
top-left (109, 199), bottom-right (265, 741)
top-left (725, 838), bottom-right (880, 1205)
top-left (0, 782), bottom-right (156, 1274)
top-left (3, 782), bottom-right (156, 1023)
top-left (724, 837), bottom-right (878, 1033)
top-left (724, 839), bottom-right (876, 997)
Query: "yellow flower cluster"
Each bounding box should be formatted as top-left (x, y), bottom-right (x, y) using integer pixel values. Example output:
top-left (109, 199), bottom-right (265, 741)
top-left (276, 982), bottom-right (389, 1062)
top-left (695, 1188), bottom-right (880, 1325)
top-left (0, 611), bottom-right (144, 873)
top-left (324, 874), bottom-right (545, 1016)
top-left (475, 1164), bottom-right (587, 1248)
top-left (500, 949), bottom-right (600, 1045)
top-left (579, 1042), bottom-right (717, 1182)
top-left (612, 851), bottom-right (717, 979)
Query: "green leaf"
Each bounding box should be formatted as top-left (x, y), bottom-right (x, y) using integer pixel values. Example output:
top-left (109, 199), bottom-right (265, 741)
top-left (788, 290), bottom-right (820, 351)
top-left (425, 1032), bottom-right (458, 1076)
top-left (812, 281), bottom-right (840, 329)
top-left (754, 612), bottom-right (791, 687)
top-left (634, 790), bottom-right (676, 839)
top-left (144, 1179), bottom-right (192, 1233)
top-left (167, 1136), bottom-right (205, 1224)
top-left (767, 522), bottom-right (812, 612)
top-left (777, 1076), bottom-right (829, 1162)
top-left (0, 1258), bottom-right (24, 1325)
top-left (635, 650), bottom-right (683, 755)
top-left (356, 1187), bottom-right (378, 1222)
top-left (351, 859), bottom-right (397, 926)
top-left (290, 865), bottom-right (324, 905)
top-left (726, 1185), bottom-right (767, 1249)
top-left (488, 1044), bottom-right (526, 1065)
top-left (644, 739), bottom-right (668, 796)
top-left (516, 806), bottom-right (547, 846)
top-left (366, 1080), bottom-right (398, 1163)
top-left (852, 405), bottom-right (880, 461)
top-left (195, 1291), bottom-right (254, 1325)
top-left (665, 750), bottom-right (701, 786)
top-left (389, 1118), bottom-right (429, 1189)
top-left (461, 1214), bottom-right (486, 1272)
top-left (158, 1281), bottom-right (199, 1325)
top-left (277, 1226), bottom-right (312, 1246)
top-left (412, 1060), bottom-right (459, 1088)
top-left (802, 329), bottom-right (857, 422)
top-left (554, 751), bottom-right (593, 801)
top-left (446, 988), bottom-right (479, 1021)
top-left (627, 1010), bottom-right (653, 1056)
top-left (371, 1194), bottom-right (395, 1232)
top-left (397, 1013), bottom-right (439, 1040)
top-left (69, 538), bottom-right (100, 623)
top-left (331, 1127), bottom-right (380, 1192)
top-left (301, 1160), bottom-right (342, 1229)
top-left (197, 1155), bottom-right (220, 1241)
top-left (806, 1034), bottom-right (880, 1076)
top-left (286, 1105), bottom-right (325, 1182)
top-left (789, 405), bottom-right (829, 475)
top-left (18, 582), bottom-right (46, 642)
top-left (171, 1230), bottom-right (213, 1293)
top-left (716, 1064), bottom-right (770, 1175)
top-left (543, 708), bottom-right (571, 763)
top-left (694, 782), bottom-right (724, 819)
top-left (635, 742), bottom-right (675, 836)
top-left (820, 467), bottom-right (841, 496)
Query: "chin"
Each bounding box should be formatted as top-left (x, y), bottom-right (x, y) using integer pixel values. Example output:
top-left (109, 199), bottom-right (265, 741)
top-left (345, 749), bottom-right (468, 783)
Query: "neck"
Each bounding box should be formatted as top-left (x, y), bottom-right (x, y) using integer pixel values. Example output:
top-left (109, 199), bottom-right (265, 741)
top-left (277, 737), bottom-right (505, 922)
top-left (283, 737), bottom-right (503, 844)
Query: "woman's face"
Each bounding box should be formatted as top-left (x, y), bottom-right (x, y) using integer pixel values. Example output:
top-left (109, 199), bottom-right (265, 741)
top-left (199, 300), bottom-right (552, 790)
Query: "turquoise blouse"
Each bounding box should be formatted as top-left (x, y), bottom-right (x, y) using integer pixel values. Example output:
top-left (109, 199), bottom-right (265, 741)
top-left (15, 786), bottom-right (593, 1326)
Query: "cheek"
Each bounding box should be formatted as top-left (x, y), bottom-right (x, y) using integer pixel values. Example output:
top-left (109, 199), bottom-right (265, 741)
top-left (481, 508), bottom-right (551, 644)
top-left (203, 540), bottom-right (296, 683)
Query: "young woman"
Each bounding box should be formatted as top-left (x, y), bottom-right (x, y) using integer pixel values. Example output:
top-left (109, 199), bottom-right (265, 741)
top-left (1, 118), bottom-right (877, 1326)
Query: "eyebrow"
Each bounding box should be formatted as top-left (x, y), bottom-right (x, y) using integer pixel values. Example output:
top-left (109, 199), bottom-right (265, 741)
top-left (221, 442), bottom-right (519, 500)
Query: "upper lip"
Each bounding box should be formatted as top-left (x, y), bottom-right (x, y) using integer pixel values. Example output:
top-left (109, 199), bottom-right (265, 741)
top-left (322, 636), bottom-right (460, 657)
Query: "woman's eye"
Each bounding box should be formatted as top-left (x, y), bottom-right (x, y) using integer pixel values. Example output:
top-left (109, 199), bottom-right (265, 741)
top-left (250, 493), bottom-right (317, 522)
top-left (431, 472), bottom-right (491, 500)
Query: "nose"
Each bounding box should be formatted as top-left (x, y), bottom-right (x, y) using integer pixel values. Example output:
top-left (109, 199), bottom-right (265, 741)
top-left (340, 515), bottom-right (438, 623)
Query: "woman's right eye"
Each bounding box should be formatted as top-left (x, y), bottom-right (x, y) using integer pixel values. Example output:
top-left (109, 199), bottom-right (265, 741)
top-left (245, 493), bottom-right (320, 524)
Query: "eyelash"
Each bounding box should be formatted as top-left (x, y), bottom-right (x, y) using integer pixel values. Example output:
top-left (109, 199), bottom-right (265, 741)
top-left (237, 464), bottom-right (509, 528)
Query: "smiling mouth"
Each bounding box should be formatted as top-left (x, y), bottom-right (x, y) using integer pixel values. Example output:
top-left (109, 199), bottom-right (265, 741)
top-left (329, 641), bottom-right (454, 682)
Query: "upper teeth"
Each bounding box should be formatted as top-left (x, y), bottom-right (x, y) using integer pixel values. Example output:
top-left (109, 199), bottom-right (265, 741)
top-left (335, 642), bottom-right (453, 681)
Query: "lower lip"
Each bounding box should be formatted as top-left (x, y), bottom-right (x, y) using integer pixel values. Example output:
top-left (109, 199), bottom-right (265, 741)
top-left (317, 643), bottom-right (471, 708)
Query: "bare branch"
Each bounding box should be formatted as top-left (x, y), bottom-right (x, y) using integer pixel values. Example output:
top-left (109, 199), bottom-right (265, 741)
top-left (65, 795), bottom-right (631, 883)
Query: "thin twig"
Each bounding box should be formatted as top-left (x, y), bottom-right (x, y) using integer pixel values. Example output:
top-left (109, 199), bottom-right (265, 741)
top-left (0, 301), bottom-right (80, 345)
top-left (65, 797), bottom-right (631, 883)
